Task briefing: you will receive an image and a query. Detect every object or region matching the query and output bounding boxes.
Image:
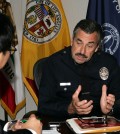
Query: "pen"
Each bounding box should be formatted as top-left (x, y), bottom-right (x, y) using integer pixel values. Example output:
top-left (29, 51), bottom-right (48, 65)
top-left (21, 118), bottom-right (41, 123)
top-left (82, 116), bottom-right (104, 120)
top-left (104, 114), bottom-right (108, 124)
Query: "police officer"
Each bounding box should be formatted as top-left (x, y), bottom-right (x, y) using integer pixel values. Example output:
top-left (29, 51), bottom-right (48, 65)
top-left (38, 19), bottom-right (120, 119)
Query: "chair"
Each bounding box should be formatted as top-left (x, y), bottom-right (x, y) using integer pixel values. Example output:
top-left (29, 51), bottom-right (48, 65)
top-left (33, 57), bottom-right (47, 90)
top-left (23, 57), bottom-right (47, 119)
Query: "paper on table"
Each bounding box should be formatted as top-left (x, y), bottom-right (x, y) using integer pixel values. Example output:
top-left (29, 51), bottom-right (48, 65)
top-left (42, 129), bottom-right (61, 134)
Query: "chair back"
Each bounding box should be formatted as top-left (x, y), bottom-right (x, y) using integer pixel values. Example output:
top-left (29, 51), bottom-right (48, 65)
top-left (33, 57), bottom-right (47, 90)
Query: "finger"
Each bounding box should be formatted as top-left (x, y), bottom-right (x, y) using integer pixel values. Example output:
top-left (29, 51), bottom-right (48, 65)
top-left (80, 111), bottom-right (92, 115)
top-left (76, 100), bottom-right (93, 108)
top-left (75, 101), bottom-right (93, 111)
top-left (77, 104), bottom-right (93, 114)
top-left (29, 114), bottom-right (36, 118)
top-left (107, 94), bottom-right (115, 104)
top-left (14, 121), bottom-right (22, 130)
top-left (107, 94), bottom-right (115, 100)
top-left (106, 104), bottom-right (113, 110)
top-left (72, 85), bottom-right (81, 101)
top-left (107, 99), bottom-right (115, 107)
top-left (107, 97), bottom-right (115, 103)
top-left (102, 85), bottom-right (107, 98)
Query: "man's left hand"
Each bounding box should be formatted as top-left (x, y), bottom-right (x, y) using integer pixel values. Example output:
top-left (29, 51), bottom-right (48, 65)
top-left (100, 85), bottom-right (115, 114)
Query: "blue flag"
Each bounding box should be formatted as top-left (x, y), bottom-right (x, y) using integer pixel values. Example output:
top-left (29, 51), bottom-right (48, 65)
top-left (86, 0), bottom-right (120, 65)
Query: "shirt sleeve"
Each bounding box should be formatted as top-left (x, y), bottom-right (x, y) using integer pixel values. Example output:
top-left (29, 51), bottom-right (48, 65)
top-left (27, 129), bottom-right (37, 134)
top-left (3, 122), bottom-right (37, 134)
top-left (3, 122), bottom-right (10, 131)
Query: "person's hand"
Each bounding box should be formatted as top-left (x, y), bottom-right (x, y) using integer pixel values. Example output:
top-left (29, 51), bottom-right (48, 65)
top-left (68, 85), bottom-right (93, 115)
top-left (100, 85), bottom-right (115, 114)
top-left (13, 114), bottom-right (42, 134)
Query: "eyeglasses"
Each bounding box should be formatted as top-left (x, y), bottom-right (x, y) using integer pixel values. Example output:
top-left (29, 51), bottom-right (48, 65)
top-left (9, 46), bottom-right (17, 55)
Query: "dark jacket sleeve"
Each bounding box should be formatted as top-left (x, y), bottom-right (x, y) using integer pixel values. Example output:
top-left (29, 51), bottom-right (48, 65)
top-left (112, 67), bottom-right (120, 119)
top-left (0, 120), bottom-right (32, 134)
top-left (4, 129), bottom-right (32, 134)
top-left (0, 120), bottom-right (5, 134)
top-left (38, 57), bottom-right (72, 118)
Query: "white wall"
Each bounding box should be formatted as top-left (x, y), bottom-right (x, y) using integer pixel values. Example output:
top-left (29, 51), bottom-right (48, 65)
top-left (0, 0), bottom-right (88, 120)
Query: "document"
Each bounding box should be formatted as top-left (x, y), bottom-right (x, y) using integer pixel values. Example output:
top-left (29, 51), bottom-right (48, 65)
top-left (42, 129), bottom-right (61, 134)
top-left (66, 116), bottom-right (120, 133)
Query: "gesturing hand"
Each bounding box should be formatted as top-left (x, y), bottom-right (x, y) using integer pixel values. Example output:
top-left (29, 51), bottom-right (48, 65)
top-left (100, 85), bottom-right (115, 114)
top-left (68, 85), bottom-right (93, 115)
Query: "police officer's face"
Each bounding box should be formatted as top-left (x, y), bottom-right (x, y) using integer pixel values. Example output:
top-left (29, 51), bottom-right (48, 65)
top-left (0, 51), bottom-right (10, 69)
top-left (71, 29), bottom-right (99, 64)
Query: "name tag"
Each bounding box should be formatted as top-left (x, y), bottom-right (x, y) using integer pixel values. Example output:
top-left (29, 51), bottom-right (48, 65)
top-left (60, 82), bottom-right (71, 86)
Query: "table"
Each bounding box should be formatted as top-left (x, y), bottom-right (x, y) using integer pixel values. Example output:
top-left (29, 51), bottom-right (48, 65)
top-left (23, 111), bottom-right (120, 134)
top-left (41, 115), bottom-right (120, 134)
top-left (40, 115), bottom-right (73, 134)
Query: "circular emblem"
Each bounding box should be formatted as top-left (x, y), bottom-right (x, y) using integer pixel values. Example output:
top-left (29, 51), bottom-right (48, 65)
top-left (102, 23), bottom-right (119, 55)
top-left (23, 0), bottom-right (62, 44)
top-left (99, 67), bottom-right (109, 80)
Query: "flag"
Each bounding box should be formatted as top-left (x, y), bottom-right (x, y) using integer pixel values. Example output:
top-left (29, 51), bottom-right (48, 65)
top-left (86, 0), bottom-right (120, 65)
top-left (0, 1), bottom-right (25, 119)
top-left (21, 0), bottom-right (71, 105)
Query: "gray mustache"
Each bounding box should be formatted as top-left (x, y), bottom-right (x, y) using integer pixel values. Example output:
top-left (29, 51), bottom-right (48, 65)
top-left (75, 53), bottom-right (87, 58)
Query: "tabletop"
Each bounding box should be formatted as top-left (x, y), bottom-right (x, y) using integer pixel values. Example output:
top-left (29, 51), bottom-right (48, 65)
top-left (23, 111), bottom-right (120, 134)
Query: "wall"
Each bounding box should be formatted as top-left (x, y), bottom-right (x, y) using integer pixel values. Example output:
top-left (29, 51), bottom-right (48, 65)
top-left (2, 0), bottom-right (120, 120)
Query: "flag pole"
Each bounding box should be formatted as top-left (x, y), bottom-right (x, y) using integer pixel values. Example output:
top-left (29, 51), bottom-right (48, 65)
top-left (4, 110), bottom-right (8, 122)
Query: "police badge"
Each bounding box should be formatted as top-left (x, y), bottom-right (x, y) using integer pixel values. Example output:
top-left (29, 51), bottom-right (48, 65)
top-left (99, 67), bottom-right (109, 80)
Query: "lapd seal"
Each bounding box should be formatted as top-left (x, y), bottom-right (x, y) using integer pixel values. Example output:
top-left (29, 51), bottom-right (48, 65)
top-left (99, 67), bottom-right (109, 80)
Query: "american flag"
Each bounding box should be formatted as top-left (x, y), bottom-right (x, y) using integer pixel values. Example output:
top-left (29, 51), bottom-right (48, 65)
top-left (34, 5), bottom-right (48, 21)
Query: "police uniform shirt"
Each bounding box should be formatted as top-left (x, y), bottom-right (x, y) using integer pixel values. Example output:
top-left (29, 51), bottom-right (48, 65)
top-left (38, 46), bottom-right (120, 119)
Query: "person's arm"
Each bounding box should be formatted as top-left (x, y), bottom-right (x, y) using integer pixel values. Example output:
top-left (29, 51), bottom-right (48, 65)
top-left (3, 114), bottom-right (42, 134)
top-left (110, 66), bottom-right (120, 119)
top-left (5, 129), bottom-right (33, 134)
top-left (3, 122), bottom-right (33, 134)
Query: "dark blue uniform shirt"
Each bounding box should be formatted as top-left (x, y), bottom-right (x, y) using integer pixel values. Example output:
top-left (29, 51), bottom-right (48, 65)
top-left (38, 46), bottom-right (120, 119)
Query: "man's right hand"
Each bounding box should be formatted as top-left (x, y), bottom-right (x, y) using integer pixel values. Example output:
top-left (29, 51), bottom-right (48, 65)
top-left (68, 85), bottom-right (93, 115)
